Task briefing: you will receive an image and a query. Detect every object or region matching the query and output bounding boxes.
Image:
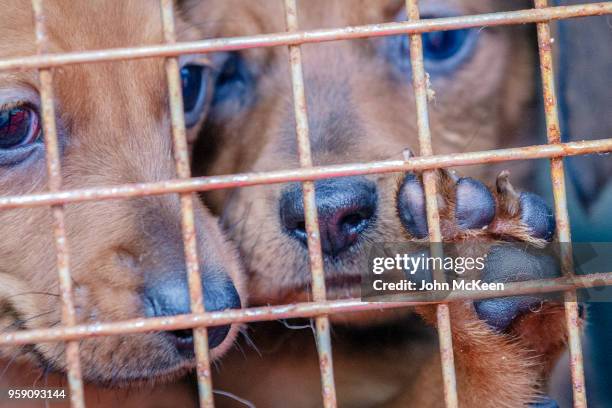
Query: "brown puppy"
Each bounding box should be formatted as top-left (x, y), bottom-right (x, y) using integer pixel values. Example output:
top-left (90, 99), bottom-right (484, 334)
top-left (191, 0), bottom-right (535, 304)
top-left (0, 0), bottom-right (244, 406)
top-left (185, 0), bottom-right (575, 407)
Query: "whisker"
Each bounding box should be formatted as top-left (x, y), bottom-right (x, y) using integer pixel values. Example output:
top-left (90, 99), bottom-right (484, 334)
top-left (278, 319), bottom-right (312, 330)
top-left (0, 345), bottom-right (25, 380)
top-left (233, 336), bottom-right (247, 358)
top-left (5, 291), bottom-right (60, 300)
top-left (1, 310), bottom-right (55, 333)
top-left (240, 328), bottom-right (261, 356)
top-left (213, 389), bottom-right (256, 408)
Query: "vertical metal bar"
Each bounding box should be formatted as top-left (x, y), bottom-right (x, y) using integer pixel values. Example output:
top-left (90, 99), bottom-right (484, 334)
top-left (29, 1), bottom-right (85, 407)
top-left (283, 1), bottom-right (337, 407)
top-left (533, 1), bottom-right (586, 406)
top-left (406, 1), bottom-right (458, 407)
top-left (160, 1), bottom-right (215, 407)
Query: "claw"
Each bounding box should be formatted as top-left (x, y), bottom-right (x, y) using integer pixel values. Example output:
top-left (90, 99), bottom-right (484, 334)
top-left (496, 170), bottom-right (519, 199)
top-left (402, 148), bottom-right (414, 161)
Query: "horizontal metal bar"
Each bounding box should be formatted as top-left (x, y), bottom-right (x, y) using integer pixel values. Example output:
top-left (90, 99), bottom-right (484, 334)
top-left (0, 138), bottom-right (609, 211)
top-left (0, 3), bottom-right (609, 72)
top-left (1, 271), bottom-right (610, 346)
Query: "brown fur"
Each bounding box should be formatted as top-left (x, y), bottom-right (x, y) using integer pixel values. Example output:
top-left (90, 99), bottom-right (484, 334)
top-left (184, 0), bottom-right (575, 406)
top-left (190, 0), bottom-right (534, 307)
top-left (0, 0), bottom-right (244, 405)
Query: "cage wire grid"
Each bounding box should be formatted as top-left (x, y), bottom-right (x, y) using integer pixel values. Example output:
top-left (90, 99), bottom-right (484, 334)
top-left (0, 0), bottom-right (610, 407)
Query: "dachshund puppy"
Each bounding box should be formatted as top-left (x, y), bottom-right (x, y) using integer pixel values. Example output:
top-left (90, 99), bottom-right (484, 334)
top-left (185, 0), bottom-right (573, 406)
top-left (0, 1), bottom-right (244, 406)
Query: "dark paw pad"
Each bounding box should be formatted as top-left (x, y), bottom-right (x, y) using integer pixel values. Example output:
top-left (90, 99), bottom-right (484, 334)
top-left (398, 174), bottom-right (496, 238)
top-left (455, 177), bottom-right (495, 230)
top-left (397, 173), bottom-right (428, 238)
top-left (473, 245), bottom-right (560, 331)
top-left (519, 192), bottom-right (555, 241)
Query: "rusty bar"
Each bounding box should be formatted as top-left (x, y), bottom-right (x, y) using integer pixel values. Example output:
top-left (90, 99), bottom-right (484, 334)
top-left (30, 1), bottom-right (85, 407)
top-left (0, 3), bottom-right (610, 73)
top-left (0, 138), bottom-right (609, 211)
top-left (159, 1), bottom-right (215, 406)
top-left (1, 270), bottom-right (610, 346)
top-left (534, 1), bottom-right (586, 406)
top-left (406, 1), bottom-right (458, 407)
top-left (284, 0), bottom-right (337, 406)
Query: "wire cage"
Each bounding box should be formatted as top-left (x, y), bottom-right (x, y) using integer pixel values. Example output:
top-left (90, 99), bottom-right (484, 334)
top-left (1, 0), bottom-right (611, 407)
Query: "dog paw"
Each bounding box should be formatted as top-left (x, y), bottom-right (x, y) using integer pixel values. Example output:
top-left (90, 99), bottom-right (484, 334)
top-left (397, 169), bottom-right (555, 244)
top-left (396, 170), bottom-right (574, 405)
top-left (472, 244), bottom-right (560, 331)
top-left (491, 170), bottom-right (555, 242)
top-left (397, 169), bottom-right (564, 329)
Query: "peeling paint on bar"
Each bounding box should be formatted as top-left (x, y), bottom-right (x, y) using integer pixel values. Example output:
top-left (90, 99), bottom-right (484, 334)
top-left (1, 271), bottom-right (610, 346)
top-left (534, 1), bottom-right (586, 406)
top-left (0, 3), bottom-right (609, 72)
top-left (160, 1), bottom-right (215, 406)
top-left (30, 1), bottom-right (85, 407)
top-left (0, 140), bottom-right (608, 211)
top-left (406, 1), bottom-right (458, 407)
top-left (284, 1), bottom-right (337, 406)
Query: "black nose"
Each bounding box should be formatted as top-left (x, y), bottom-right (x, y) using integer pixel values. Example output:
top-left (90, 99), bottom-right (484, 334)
top-left (280, 177), bottom-right (377, 256)
top-left (143, 268), bottom-right (241, 354)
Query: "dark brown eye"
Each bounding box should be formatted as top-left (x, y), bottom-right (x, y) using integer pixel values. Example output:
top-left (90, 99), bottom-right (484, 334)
top-left (0, 105), bottom-right (41, 149)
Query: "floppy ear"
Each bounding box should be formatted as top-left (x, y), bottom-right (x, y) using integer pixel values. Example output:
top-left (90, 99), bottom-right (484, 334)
top-left (176, 0), bottom-right (206, 15)
top-left (175, 0), bottom-right (198, 20)
top-left (553, 0), bottom-right (612, 209)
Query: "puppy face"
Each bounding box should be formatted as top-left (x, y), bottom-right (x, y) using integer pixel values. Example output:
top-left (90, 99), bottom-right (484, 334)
top-left (0, 0), bottom-right (244, 385)
top-left (190, 1), bottom-right (533, 310)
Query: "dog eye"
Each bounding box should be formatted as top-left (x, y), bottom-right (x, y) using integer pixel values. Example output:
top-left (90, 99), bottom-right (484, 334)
top-left (181, 64), bottom-right (210, 127)
top-left (422, 29), bottom-right (470, 61)
top-left (210, 52), bottom-right (254, 117)
top-left (383, 12), bottom-right (477, 77)
top-left (0, 105), bottom-right (41, 150)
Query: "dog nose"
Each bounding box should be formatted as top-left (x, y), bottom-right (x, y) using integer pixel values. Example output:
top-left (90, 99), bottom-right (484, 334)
top-left (143, 268), bottom-right (241, 354)
top-left (280, 177), bottom-right (377, 256)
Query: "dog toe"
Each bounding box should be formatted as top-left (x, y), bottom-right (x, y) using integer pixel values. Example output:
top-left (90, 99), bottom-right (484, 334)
top-left (398, 173), bottom-right (497, 238)
top-left (397, 173), bottom-right (428, 238)
top-left (473, 244), bottom-right (560, 331)
top-left (455, 177), bottom-right (496, 230)
top-left (494, 171), bottom-right (556, 241)
top-left (519, 192), bottom-right (555, 241)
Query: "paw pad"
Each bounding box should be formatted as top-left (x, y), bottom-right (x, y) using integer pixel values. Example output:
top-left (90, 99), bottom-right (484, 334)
top-left (455, 177), bottom-right (495, 230)
top-left (519, 192), bottom-right (556, 241)
top-left (397, 173), bottom-right (428, 239)
top-left (473, 245), bottom-right (560, 331)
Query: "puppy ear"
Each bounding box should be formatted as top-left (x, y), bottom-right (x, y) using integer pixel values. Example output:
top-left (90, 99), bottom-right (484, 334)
top-left (175, 0), bottom-right (199, 19)
top-left (175, 0), bottom-right (194, 8)
top-left (176, 0), bottom-right (208, 15)
top-left (554, 0), bottom-right (612, 208)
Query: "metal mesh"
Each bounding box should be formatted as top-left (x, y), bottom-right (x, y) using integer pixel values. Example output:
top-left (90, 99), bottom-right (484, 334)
top-left (0, 1), bottom-right (611, 407)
